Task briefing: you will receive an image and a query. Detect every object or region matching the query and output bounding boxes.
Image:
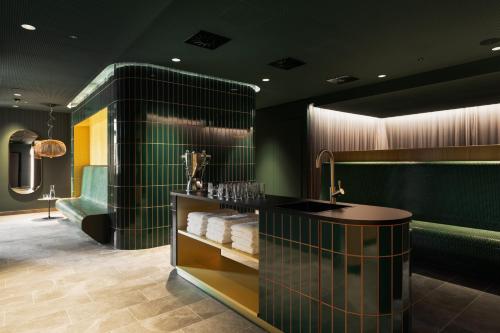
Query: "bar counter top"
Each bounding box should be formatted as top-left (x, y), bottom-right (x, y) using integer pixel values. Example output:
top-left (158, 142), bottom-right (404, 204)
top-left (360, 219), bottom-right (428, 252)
top-left (170, 190), bottom-right (412, 225)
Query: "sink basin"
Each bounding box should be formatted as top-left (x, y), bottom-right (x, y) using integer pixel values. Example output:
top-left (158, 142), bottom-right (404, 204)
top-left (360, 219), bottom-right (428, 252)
top-left (277, 200), bottom-right (349, 213)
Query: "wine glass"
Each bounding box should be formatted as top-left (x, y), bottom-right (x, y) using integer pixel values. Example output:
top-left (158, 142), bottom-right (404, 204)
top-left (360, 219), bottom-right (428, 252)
top-left (259, 182), bottom-right (266, 199)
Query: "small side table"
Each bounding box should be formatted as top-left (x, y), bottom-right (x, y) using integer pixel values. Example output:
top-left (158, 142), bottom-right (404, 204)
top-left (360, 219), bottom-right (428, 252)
top-left (37, 197), bottom-right (60, 219)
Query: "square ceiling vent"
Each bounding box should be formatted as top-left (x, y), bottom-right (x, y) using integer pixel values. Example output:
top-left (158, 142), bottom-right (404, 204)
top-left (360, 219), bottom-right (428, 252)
top-left (268, 57), bottom-right (306, 70)
top-left (185, 30), bottom-right (231, 50)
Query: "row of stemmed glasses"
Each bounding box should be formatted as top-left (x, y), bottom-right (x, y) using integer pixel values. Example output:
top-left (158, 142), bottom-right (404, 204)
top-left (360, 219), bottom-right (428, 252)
top-left (207, 182), bottom-right (265, 202)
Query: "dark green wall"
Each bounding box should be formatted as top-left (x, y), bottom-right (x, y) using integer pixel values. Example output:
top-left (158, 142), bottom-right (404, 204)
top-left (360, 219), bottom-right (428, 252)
top-left (0, 108), bottom-right (71, 213)
top-left (256, 100), bottom-right (308, 198)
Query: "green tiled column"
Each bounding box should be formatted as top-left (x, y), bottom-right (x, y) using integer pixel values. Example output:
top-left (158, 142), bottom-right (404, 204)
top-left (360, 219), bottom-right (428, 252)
top-left (72, 64), bottom-right (256, 249)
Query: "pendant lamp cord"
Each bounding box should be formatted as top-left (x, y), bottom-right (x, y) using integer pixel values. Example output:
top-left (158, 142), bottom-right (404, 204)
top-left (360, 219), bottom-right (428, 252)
top-left (47, 104), bottom-right (55, 139)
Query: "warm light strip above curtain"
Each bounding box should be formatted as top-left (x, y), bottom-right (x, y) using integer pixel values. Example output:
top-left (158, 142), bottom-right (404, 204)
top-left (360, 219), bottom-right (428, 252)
top-left (311, 103), bottom-right (500, 151)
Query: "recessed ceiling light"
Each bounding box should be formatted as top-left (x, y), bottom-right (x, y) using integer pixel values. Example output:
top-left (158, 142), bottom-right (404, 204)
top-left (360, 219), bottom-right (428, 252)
top-left (262, 78), bottom-right (270, 82)
top-left (171, 58), bottom-right (181, 62)
top-left (21, 24), bottom-right (36, 31)
top-left (13, 105), bottom-right (19, 108)
top-left (377, 74), bottom-right (387, 78)
top-left (492, 46), bottom-right (500, 51)
top-left (68, 35), bottom-right (78, 39)
top-left (13, 93), bottom-right (22, 97)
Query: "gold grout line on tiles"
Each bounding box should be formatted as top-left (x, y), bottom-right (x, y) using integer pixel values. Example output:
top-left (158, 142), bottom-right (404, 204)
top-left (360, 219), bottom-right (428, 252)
top-left (260, 233), bottom-right (410, 258)
top-left (263, 276), bottom-right (411, 317)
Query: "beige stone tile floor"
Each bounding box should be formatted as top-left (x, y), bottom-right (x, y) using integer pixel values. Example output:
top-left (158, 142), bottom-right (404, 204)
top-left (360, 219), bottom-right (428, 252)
top-left (0, 213), bottom-right (266, 333)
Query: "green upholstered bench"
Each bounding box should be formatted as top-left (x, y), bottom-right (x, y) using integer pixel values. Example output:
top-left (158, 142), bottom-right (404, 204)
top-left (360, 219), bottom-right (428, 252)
top-left (410, 220), bottom-right (500, 267)
top-left (322, 162), bottom-right (500, 270)
top-left (56, 165), bottom-right (110, 244)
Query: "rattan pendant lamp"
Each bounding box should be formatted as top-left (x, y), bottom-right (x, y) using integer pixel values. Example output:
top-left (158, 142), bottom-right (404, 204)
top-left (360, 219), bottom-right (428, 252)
top-left (35, 104), bottom-right (66, 158)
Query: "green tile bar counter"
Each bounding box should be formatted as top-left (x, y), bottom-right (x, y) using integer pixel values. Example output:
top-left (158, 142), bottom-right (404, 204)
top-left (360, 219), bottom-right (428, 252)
top-left (170, 191), bottom-right (412, 333)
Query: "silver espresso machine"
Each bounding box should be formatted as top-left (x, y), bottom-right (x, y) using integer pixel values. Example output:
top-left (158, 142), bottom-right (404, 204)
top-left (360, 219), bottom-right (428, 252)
top-left (181, 150), bottom-right (211, 193)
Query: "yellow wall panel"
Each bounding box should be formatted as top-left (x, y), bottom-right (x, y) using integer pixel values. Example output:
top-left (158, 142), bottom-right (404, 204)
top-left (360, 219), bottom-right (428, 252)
top-left (73, 127), bottom-right (89, 197)
top-left (73, 108), bottom-right (107, 197)
top-left (89, 109), bottom-right (108, 165)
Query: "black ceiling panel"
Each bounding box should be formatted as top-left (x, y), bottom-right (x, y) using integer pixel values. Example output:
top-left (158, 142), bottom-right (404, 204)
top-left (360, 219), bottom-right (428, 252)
top-left (268, 57), bottom-right (305, 70)
top-left (2, 0), bottom-right (500, 115)
top-left (185, 30), bottom-right (231, 50)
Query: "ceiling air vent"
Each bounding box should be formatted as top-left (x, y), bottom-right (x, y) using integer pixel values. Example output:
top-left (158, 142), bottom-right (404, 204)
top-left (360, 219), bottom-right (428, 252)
top-left (480, 37), bottom-right (500, 46)
top-left (268, 57), bottom-right (306, 70)
top-left (326, 75), bottom-right (359, 85)
top-left (185, 30), bottom-right (231, 50)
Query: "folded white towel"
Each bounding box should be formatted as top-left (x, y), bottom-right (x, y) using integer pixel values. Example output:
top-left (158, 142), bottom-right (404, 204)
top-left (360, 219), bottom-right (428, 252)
top-left (206, 231), bottom-right (232, 244)
top-left (188, 209), bottom-right (238, 223)
top-left (187, 219), bottom-right (205, 227)
top-left (186, 209), bottom-right (238, 231)
top-left (208, 223), bottom-right (236, 233)
top-left (187, 223), bottom-right (206, 230)
top-left (231, 221), bottom-right (259, 232)
top-left (187, 225), bottom-right (207, 236)
top-left (231, 221), bottom-right (258, 237)
top-left (232, 230), bottom-right (258, 241)
top-left (206, 226), bottom-right (227, 236)
top-left (231, 235), bottom-right (258, 248)
top-left (207, 214), bottom-right (258, 229)
top-left (232, 242), bottom-right (259, 255)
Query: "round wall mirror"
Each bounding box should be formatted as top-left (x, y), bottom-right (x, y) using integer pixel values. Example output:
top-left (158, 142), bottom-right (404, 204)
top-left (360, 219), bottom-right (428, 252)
top-left (9, 129), bottom-right (42, 194)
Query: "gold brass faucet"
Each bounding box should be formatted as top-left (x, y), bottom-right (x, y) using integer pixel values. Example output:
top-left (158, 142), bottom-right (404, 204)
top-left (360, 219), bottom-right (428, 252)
top-left (315, 149), bottom-right (345, 203)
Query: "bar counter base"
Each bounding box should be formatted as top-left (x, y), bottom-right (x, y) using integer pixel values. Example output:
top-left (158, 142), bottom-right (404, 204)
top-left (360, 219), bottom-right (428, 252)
top-left (176, 267), bottom-right (281, 333)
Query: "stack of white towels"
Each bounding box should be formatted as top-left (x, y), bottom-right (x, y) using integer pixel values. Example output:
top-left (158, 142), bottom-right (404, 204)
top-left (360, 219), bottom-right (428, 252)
top-left (206, 213), bottom-right (258, 244)
top-left (186, 209), bottom-right (237, 236)
top-left (231, 221), bottom-right (259, 255)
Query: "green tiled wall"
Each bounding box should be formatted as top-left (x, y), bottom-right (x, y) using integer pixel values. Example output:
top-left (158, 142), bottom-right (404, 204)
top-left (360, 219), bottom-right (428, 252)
top-left (322, 162), bottom-right (500, 231)
top-left (72, 64), bottom-right (256, 249)
top-left (259, 209), bottom-right (411, 332)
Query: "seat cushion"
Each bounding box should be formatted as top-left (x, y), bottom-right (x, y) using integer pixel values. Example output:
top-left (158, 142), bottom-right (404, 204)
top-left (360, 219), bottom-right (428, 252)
top-left (411, 220), bottom-right (500, 265)
top-left (56, 198), bottom-right (85, 223)
top-left (56, 198), bottom-right (107, 222)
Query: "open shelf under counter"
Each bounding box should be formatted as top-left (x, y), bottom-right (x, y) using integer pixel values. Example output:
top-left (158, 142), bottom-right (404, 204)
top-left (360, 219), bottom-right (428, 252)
top-left (176, 230), bottom-right (259, 313)
top-left (171, 194), bottom-right (284, 332)
top-left (177, 229), bottom-right (258, 270)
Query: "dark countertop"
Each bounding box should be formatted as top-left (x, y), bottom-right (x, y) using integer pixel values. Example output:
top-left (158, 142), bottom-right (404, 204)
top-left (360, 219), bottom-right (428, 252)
top-left (171, 190), bottom-right (412, 225)
top-left (171, 190), bottom-right (297, 209)
top-left (305, 202), bottom-right (412, 225)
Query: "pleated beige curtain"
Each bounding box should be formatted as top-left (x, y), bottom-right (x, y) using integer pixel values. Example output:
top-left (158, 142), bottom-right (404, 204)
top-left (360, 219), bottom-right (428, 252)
top-left (385, 104), bottom-right (500, 148)
top-left (308, 103), bottom-right (500, 198)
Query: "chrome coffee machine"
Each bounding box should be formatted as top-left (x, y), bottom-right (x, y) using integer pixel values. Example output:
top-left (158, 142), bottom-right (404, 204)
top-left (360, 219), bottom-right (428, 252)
top-left (181, 150), bottom-right (211, 193)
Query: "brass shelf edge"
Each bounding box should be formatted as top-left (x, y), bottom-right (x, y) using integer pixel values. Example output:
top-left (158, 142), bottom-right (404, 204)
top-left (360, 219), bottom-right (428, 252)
top-left (177, 229), bottom-right (259, 269)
